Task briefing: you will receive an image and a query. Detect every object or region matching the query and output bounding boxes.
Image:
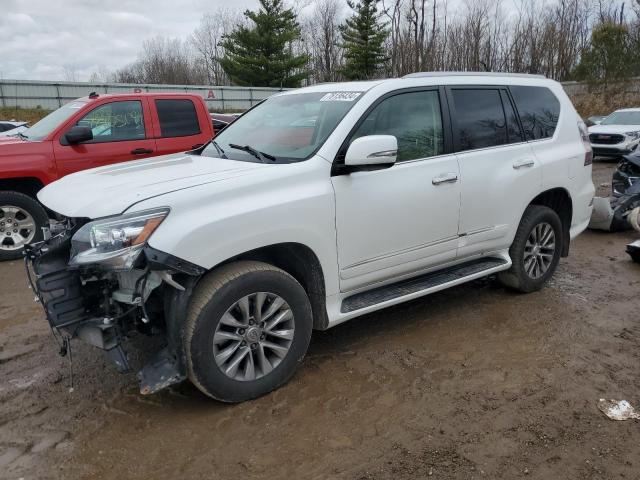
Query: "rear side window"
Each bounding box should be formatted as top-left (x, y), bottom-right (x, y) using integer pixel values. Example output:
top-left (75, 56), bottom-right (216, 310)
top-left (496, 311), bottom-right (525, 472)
top-left (509, 86), bottom-right (560, 140)
top-left (155, 99), bottom-right (200, 138)
top-left (451, 89), bottom-right (508, 151)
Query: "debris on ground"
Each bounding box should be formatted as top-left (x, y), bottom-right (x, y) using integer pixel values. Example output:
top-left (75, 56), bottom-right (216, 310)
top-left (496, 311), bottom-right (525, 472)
top-left (597, 399), bottom-right (640, 421)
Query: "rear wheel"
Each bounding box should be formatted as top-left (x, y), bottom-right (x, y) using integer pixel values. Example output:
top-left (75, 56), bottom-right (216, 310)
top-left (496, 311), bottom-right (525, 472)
top-left (0, 191), bottom-right (48, 261)
top-left (498, 205), bottom-right (562, 293)
top-left (184, 261), bottom-right (313, 403)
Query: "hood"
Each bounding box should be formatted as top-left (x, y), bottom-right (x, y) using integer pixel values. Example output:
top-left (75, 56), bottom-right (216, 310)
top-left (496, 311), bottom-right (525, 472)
top-left (38, 153), bottom-right (268, 218)
top-left (0, 133), bottom-right (29, 144)
top-left (0, 126), bottom-right (28, 137)
top-left (588, 124), bottom-right (640, 135)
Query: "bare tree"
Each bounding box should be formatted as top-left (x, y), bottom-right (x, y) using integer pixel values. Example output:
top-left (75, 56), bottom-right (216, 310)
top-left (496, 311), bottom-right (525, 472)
top-left (63, 64), bottom-right (79, 82)
top-left (190, 9), bottom-right (244, 85)
top-left (302, 0), bottom-right (344, 83)
top-left (115, 37), bottom-right (207, 85)
top-left (110, 0), bottom-right (640, 86)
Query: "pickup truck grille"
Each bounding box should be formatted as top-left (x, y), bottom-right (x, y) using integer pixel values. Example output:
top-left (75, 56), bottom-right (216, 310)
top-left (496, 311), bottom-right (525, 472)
top-left (590, 133), bottom-right (624, 145)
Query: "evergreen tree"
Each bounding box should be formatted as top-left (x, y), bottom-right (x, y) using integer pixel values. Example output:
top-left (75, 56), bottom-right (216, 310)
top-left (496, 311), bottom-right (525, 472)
top-left (340, 0), bottom-right (389, 80)
top-left (220, 0), bottom-right (308, 88)
top-left (573, 21), bottom-right (637, 86)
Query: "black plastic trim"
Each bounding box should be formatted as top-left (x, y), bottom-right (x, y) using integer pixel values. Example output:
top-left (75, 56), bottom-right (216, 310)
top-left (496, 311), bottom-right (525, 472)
top-left (143, 246), bottom-right (206, 276)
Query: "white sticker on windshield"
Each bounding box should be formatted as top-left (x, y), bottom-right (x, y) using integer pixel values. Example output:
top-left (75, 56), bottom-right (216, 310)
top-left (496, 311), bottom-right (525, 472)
top-left (68, 102), bottom-right (84, 109)
top-left (320, 92), bottom-right (361, 102)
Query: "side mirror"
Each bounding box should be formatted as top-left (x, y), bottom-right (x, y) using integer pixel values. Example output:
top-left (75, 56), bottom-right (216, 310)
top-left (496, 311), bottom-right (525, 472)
top-left (65, 125), bottom-right (93, 144)
top-left (345, 135), bottom-right (397, 169)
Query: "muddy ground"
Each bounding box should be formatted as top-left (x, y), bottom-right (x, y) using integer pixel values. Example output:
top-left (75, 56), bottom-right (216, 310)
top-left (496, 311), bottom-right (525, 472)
top-left (1, 160), bottom-right (639, 480)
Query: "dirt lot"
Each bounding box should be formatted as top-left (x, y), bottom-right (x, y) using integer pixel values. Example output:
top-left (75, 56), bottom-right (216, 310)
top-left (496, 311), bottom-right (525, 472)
top-left (1, 160), bottom-right (639, 480)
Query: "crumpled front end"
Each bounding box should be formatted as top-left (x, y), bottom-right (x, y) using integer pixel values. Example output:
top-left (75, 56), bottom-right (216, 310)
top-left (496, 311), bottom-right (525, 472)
top-left (24, 216), bottom-right (205, 394)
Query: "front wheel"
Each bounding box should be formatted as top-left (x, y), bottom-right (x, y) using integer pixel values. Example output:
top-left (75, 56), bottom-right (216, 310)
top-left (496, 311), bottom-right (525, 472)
top-left (498, 205), bottom-right (563, 293)
top-left (184, 261), bottom-right (313, 403)
top-left (0, 191), bottom-right (49, 261)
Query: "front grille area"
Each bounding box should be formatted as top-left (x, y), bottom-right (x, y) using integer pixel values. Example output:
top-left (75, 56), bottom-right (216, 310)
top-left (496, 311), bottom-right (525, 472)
top-left (590, 133), bottom-right (624, 145)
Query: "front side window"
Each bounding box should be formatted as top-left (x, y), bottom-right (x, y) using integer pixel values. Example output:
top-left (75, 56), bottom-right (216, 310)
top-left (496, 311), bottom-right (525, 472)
top-left (201, 91), bottom-right (362, 162)
top-left (76, 101), bottom-right (145, 143)
top-left (510, 86), bottom-right (560, 140)
top-left (155, 99), bottom-right (200, 137)
top-left (350, 90), bottom-right (444, 162)
top-left (23, 101), bottom-right (87, 141)
top-left (451, 88), bottom-right (508, 151)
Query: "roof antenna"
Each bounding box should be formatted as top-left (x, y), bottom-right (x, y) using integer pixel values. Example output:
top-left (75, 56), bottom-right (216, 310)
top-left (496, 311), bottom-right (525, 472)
top-left (89, 91), bottom-right (99, 99)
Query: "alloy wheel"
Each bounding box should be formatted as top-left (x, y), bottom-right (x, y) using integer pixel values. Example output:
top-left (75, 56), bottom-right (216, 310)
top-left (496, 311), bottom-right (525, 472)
top-left (212, 292), bottom-right (295, 381)
top-left (523, 222), bottom-right (556, 279)
top-left (0, 205), bottom-right (36, 251)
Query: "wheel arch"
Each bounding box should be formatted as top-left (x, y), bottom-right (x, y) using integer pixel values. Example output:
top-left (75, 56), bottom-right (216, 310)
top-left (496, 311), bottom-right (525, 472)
top-left (528, 187), bottom-right (572, 257)
top-left (212, 242), bottom-right (329, 330)
top-left (0, 177), bottom-right (45, 198)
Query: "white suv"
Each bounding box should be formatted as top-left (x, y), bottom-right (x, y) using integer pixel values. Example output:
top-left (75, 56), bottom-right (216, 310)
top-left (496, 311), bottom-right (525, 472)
top-left (28, 73), bottom-right (595, 402)
top-left (588, 108), bottom-right (640, 157)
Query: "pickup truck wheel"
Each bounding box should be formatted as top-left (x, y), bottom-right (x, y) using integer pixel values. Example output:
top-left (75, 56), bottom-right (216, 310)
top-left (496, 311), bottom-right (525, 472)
top-left (498, 205), bottom-right (562, 293)
top-left (184, 261), bottom-right (313, 403)
top-left (0, 192), bottom-right (48, 261)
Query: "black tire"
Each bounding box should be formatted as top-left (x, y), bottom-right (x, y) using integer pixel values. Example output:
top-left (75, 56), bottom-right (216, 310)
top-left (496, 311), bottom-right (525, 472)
top-left (184, 261), bottom-right (313, 403)
top-left (0, 191), bottom-right (48, 261)
top-left (498, 205), bottom-right (563, 293)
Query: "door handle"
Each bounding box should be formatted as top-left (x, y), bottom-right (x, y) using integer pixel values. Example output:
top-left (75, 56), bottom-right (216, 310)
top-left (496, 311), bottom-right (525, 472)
top-left (513, 159), bottom-right (535, 169)
top-left (131, 148), bottom-right (153, 155)
top-left (432, 173), bottom-right (458, 185)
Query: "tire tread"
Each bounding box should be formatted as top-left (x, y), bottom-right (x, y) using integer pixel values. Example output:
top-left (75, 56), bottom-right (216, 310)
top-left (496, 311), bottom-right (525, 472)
top-left (184, 260), bottom-right (299, 401)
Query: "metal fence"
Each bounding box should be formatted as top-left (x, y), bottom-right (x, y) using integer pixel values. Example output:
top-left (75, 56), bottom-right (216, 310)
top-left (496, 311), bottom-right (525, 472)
top-left (0, 79), bottom-right (286, 111)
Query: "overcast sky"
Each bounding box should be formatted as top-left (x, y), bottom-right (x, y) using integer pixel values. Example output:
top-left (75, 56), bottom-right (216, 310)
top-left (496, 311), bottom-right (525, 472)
top-left (0, 0), bottom-right (259, 81)
top-left (0, 0), bottom-right (523, 82)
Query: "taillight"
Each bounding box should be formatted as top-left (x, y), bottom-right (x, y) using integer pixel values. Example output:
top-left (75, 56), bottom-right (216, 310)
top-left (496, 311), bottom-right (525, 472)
top-left (578, 120), bottom-right (593, 165)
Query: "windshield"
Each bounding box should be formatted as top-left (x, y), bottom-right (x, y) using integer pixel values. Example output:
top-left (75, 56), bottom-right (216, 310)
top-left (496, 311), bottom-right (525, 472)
top-left (601, 111), bottom-right (640, 126)
top-left (22, 101), bottom-right (87, 140)
top-left (201, 91), bottom-right (363, 162)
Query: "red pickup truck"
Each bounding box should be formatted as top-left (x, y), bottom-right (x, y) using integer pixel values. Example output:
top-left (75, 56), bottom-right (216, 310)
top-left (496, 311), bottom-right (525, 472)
top-left (0, 92), bottom-right (214, 259)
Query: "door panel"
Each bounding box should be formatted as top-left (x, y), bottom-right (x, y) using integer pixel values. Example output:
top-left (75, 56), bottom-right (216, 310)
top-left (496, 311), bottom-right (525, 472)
top-left (333, 156), bottom-right (461, 291)
top-left (456, 143), bottom-right (541, 257)
top-left (447, 87), bottom-right (542, 257)
top-left (332, 89), bottom-right (460, 292)
top-left (53, 100), bottom-right (156, 177)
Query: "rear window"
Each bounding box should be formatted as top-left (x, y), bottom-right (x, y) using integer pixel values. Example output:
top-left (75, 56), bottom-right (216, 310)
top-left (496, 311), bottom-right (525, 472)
top-left (509, 86), bottom-right (560, 141)
top-left (451, 88), bottom-right (509, 151)
top-left (155, 99), bottom-right (200, 138)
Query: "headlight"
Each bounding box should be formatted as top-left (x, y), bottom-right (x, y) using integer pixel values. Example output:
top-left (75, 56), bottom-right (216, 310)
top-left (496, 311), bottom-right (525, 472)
top-left (626, 131), bottom-right (640, 140)
top-left (69, 208), bottom-right (169, 270)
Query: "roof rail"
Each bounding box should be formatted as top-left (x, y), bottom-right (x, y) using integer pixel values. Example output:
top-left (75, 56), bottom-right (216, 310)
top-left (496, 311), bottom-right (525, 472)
top-left (403, 71), bottom-right (547, 79)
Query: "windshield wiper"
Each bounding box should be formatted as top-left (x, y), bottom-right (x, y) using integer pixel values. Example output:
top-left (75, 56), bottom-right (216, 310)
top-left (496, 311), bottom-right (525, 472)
top-left (229, 143), bottom-right (276, 163)
top-left (211, 140), bottom-right (228, 159)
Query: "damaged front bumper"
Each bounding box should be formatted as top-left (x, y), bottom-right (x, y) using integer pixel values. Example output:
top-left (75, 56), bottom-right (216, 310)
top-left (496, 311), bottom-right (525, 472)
top-left (24, 220), bottom-right (204, 394)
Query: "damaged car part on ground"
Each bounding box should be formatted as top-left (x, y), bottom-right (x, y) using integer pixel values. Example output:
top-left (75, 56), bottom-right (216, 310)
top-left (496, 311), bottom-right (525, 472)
top-left (589, 153), bottom-right (640, 232)
top-left (24, 213), bottom-right (206, 395)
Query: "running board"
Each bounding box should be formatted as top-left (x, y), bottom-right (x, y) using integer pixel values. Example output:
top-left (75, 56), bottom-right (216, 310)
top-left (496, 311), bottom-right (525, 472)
top-left (340, 257), bottom-right (509, 313)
